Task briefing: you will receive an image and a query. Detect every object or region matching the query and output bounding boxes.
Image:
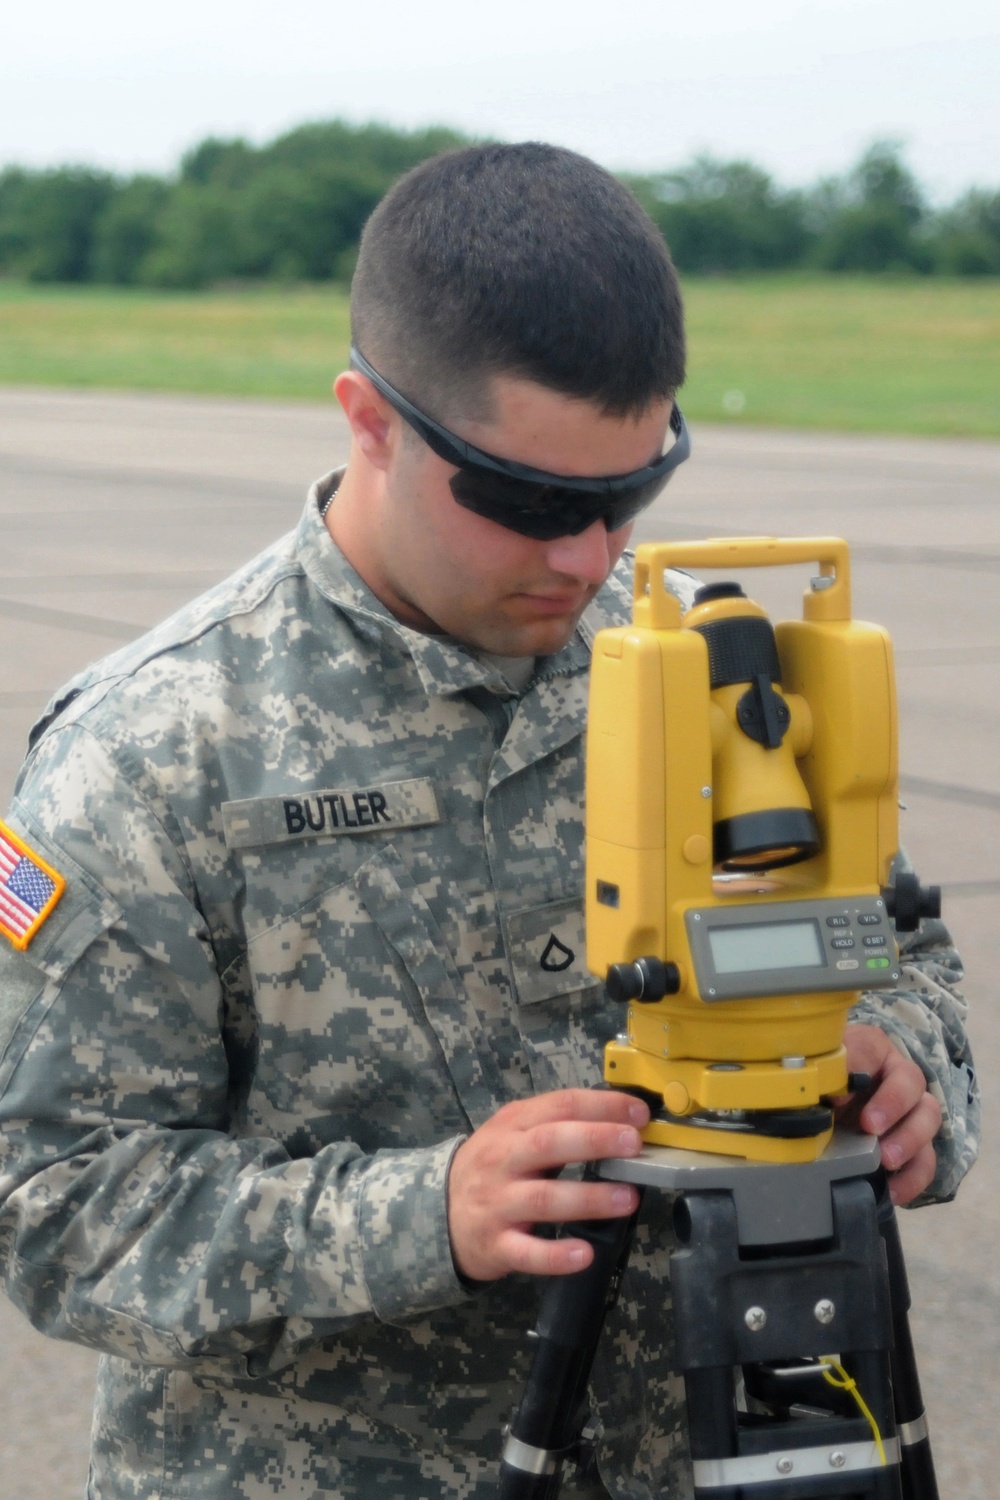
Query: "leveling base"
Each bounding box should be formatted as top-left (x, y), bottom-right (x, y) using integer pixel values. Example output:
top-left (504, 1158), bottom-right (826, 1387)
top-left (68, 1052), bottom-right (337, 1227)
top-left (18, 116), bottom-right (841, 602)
top-left (604, 1031), bottom-right (850, 1164)
top-left (639, 1109), bottom-right (834, 1164)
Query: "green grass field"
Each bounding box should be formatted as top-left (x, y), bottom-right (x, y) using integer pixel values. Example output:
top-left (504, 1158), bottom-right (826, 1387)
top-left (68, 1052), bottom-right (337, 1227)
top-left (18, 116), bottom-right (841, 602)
top-left (0, 275), bottom-right (997, 437)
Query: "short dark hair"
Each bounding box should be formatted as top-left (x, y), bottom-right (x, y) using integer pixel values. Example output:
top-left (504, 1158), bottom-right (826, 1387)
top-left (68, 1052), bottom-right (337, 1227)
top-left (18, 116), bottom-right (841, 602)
top-left (350, 142), bottom-right (685, 421)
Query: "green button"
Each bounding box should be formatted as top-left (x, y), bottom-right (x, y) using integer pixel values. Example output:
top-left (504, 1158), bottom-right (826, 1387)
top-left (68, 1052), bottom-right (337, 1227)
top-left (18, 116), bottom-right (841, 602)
top-left (866, 957), bottom-right (891, 969)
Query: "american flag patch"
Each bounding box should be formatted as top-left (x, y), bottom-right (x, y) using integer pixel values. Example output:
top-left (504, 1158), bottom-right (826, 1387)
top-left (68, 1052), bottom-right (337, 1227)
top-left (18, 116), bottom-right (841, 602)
top-left (0, 820), bottom-right (66, 951)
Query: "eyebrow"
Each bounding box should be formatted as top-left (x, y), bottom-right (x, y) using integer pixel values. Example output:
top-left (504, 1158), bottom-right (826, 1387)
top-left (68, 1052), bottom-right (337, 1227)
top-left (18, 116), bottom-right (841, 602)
top-left (351, 346), bottom-right (688, 490)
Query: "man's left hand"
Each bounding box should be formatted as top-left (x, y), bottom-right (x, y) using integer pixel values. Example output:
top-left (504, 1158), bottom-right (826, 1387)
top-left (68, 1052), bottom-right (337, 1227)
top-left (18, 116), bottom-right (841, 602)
top-left (839, 1023), bottom-right (942, 1206)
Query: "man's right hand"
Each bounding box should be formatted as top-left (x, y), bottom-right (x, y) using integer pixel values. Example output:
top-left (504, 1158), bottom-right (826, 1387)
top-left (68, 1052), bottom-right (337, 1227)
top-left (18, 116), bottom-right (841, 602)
top-left (446, 1088), bottom-right (649, 1283)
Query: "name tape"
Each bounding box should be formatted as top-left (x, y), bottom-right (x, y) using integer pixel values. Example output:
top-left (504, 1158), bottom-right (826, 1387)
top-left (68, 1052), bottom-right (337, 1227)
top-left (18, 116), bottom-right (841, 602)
top-left (222, 777), bottom-right (441, 849)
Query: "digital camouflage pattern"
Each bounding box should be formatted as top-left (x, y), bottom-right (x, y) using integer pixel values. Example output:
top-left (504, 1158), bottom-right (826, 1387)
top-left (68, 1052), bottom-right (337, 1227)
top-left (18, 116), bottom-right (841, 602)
top-left (0, 474), bottom-right (980, 1499)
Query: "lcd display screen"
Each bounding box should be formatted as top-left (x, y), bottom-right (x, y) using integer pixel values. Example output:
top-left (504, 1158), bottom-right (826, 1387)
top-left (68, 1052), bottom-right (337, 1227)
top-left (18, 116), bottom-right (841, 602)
top-left (708, 918), bottom-right (826, 975)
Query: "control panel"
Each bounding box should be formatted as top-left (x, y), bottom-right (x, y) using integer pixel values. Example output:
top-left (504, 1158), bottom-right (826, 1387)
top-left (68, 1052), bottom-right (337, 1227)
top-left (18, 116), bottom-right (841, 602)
top-left (684, 896), bottom-right (900, 1001)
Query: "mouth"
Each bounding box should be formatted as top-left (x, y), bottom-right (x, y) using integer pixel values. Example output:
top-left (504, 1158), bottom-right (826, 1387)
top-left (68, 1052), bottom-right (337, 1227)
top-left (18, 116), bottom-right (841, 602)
top-left (516, 589), bottom-right (592, 617)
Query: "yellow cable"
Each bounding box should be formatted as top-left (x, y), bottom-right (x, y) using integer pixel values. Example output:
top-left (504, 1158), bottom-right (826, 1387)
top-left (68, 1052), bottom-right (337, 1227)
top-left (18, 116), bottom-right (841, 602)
top-left (820, 1357), bottom-right (887, 1466)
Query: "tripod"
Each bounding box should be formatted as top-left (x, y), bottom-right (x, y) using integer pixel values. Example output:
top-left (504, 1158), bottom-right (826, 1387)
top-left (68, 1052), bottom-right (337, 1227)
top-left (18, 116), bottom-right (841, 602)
top-left (497, 1132), bottom-right (937, 1499)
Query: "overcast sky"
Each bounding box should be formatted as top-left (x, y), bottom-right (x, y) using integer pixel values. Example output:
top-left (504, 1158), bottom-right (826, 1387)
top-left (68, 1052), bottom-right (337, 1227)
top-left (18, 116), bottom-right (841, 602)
top-left (3, 0), bottom-right (998, 202)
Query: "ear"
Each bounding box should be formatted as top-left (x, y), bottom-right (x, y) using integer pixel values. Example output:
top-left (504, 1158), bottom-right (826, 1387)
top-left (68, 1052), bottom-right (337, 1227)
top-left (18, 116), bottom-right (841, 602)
top-left (334, 369), bottom-right (398, 471)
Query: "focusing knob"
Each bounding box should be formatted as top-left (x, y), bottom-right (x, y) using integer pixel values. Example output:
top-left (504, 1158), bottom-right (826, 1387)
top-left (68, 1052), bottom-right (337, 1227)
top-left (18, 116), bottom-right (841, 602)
top-left (882, 872), bottom-right (942, 933)
top-left (606, 957), bottom-right (681, 1004)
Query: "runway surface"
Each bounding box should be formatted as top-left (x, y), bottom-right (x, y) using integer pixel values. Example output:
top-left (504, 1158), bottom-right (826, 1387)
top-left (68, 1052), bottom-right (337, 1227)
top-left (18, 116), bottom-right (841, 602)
top-left (1, 387), bottom-right (998, 1497)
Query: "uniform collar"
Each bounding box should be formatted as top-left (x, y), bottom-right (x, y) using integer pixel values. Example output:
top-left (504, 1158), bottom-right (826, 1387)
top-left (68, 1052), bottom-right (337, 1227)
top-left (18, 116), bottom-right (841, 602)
top-left (296, 470), bottom-right (632, 702)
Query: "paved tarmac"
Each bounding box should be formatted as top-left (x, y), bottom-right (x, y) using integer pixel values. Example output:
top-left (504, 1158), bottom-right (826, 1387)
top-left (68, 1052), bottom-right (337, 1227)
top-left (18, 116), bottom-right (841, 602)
top-left (1, 387), bottom-right (998, 1498)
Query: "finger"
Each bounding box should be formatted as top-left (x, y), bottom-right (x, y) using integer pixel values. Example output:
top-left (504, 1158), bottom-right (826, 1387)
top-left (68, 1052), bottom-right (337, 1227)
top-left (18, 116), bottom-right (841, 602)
top-left (877, 1092), bottom-right (942, 1174)
top-left (499, 1228), bottom-right (596, 1277)
top-left (506, 1176), bottom-right (641, 1228)
top-left (886, 1142), bottom-right (938, 1207)
top-left (859, 1056), bottom-right (928, 1137)
top-left (843, 1022), bottom-right (891, 1073)
top-left (861, 1076), bottom-right (926, 1137)
top-left (510, 1118), bottom-right (645, 1175)
top-left (497, 1225), bottom-right (647, 1279)
top-left (448, 1162), bottom-right (640, 1280)
top-left (504, 1088), bottom-right (650, 1130)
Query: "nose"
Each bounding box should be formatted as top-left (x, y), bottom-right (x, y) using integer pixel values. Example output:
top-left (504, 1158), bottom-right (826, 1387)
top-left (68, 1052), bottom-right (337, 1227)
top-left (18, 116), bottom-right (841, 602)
top-left (543, 518), bottom-right (622, 584)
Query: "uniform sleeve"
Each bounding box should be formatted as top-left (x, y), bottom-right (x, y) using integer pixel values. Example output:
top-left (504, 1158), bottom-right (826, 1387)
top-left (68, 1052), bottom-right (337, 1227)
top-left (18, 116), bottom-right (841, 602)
top-left (0, 724), bottom-right (469, 1377)
top-left (849, 883), bottom-right (979, 1205)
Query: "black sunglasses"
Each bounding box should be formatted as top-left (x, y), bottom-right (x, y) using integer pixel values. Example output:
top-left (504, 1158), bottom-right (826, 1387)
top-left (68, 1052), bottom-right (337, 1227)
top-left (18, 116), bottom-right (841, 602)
top-left (350, 346), bottom-right (690, 541)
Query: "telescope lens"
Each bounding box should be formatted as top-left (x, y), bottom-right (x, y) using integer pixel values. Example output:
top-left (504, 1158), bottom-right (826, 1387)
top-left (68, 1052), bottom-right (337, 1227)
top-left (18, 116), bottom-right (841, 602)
top-left (714, 808), bottom-right (820, 872)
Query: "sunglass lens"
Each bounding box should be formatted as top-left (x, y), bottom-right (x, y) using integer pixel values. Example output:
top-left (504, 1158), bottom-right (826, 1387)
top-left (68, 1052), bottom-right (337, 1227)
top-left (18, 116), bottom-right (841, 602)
top-left (449, 466), bottom-right (677, 539)
top-left (448, 472), bottom-right (561, 538)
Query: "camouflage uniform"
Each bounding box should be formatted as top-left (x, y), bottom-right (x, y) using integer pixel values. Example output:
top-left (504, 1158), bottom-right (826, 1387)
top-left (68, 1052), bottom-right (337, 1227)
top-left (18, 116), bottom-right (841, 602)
top-left (0, 474), bottom-right (980, 1500)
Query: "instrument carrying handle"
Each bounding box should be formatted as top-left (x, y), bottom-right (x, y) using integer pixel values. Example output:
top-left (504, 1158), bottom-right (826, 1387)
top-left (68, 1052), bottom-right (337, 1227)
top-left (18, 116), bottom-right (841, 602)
top-left (634, 536), bottom-right (852, 626)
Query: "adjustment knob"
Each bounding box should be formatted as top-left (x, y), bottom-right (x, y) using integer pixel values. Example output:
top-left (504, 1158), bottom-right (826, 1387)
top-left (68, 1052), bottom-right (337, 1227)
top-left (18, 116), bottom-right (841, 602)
top-left (882, 872), bottom-right (942, 933)
top-left (605, 957), bottom-right (681, 1004)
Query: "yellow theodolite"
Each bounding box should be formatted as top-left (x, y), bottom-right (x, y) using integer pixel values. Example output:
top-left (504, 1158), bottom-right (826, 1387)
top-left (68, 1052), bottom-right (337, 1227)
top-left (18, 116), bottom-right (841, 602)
top-left (586, 537), bottom-right (923, 1164)
top-left (499, 537), bottom-right (943, 1499)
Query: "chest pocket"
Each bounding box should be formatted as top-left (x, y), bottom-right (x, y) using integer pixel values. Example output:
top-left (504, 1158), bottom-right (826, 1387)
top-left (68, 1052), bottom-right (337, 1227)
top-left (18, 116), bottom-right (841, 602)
top-left (241, 845), bottom-right (507, 1152)
top-left (502, 896), bottom-right (620, 1093)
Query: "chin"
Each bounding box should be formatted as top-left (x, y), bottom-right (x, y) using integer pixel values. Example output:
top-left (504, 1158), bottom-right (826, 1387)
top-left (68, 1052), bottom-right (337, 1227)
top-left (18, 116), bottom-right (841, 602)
top-left (503, 619), bottom-right (580, 657)
top-left (461, 603), bottom-right (585, 658)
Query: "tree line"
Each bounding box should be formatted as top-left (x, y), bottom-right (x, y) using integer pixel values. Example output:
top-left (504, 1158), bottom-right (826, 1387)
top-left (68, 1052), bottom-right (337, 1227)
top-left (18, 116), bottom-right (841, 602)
top-left (1, 120), bottom-right (998, 288)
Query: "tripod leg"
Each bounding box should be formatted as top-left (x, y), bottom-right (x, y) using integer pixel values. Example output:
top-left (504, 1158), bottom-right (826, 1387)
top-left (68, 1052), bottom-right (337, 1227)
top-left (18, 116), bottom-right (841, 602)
top-left (497, 1199), bottom-right (640, 1500)
top-left (684, 1367), bottom-right (740, 1500)
top-left (873, 1174), bottom-right (940, 1500)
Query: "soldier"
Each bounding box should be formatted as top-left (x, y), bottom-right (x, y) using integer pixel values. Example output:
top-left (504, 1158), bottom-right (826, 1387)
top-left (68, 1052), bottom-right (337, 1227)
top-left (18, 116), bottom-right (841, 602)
top-left (0, 144), bottom-right (979, 1499)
